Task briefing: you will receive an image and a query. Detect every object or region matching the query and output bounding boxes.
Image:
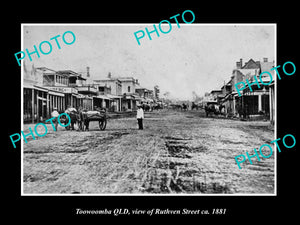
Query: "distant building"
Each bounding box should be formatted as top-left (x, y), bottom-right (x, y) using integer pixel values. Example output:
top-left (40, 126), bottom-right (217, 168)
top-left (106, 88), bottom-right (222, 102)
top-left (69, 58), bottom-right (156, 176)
top-left (117, 77), bottom-right (140, 111)
top-left (93, 76), bottom-right (122, 96)
top-left (135, 81), bottom-right (154, 105)
top-left (210, 90), bottom-right (222, 102)
top-left (93, 75), bottom-right (142, 111)
top-left (93, 76), bottom-right (122, 111)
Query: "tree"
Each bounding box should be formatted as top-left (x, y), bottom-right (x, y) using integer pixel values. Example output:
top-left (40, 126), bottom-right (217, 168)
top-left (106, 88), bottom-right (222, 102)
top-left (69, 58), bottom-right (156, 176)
top-left (192, 91), bottom-right (198, 101)
top-left (154, 85), bottom-right (160, 99)
top-left (163, 91), bottom-right (170, 99)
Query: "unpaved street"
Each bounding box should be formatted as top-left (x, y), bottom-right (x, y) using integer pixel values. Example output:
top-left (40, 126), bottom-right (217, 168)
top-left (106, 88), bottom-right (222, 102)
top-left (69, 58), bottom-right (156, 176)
top-left (23, 110), bottom-right (274, 194)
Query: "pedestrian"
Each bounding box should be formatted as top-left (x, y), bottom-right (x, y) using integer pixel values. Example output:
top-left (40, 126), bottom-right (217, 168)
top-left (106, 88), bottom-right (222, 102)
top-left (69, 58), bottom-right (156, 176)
top-left (136, 104), bottom-right (144, 130)
top-left (51, 107), bottom-right (59, 131)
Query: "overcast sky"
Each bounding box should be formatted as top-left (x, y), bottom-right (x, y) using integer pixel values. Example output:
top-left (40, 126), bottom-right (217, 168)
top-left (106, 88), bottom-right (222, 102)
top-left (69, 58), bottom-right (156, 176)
top-left (23, 24), bottom-right (275, 100)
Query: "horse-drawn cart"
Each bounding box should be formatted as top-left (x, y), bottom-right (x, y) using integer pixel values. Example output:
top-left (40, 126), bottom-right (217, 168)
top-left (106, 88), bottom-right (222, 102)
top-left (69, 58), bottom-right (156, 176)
top-left (81, 110), bottom-right (107, 131)
top-left (60, 108), bottom-right (107, 131)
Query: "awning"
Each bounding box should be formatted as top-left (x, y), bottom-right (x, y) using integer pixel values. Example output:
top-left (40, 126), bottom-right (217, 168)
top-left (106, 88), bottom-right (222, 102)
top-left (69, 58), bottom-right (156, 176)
top-left (48, 90), bottom-right (65, 97)
top-left (93, 95), bottom-right (111, 100)
top-left (106, 94), bottom-right (122, 99)
top-left (76, 94), bottom-right (92, 99)
top-left (134, 96), bottom-right (144, 101)
top-left (23, 84), bottom-right (49, 92)
top-left (123, 95), bottom-right (135, 100)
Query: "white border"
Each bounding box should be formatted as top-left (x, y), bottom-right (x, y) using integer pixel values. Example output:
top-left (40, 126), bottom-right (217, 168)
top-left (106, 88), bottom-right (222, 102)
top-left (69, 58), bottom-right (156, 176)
top-left (21, 23), bottom-right (277, 196)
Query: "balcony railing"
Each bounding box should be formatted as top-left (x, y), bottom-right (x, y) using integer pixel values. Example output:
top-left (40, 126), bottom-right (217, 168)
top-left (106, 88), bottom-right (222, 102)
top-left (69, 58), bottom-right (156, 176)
top-left (76, 86), bottom-right (98, 94)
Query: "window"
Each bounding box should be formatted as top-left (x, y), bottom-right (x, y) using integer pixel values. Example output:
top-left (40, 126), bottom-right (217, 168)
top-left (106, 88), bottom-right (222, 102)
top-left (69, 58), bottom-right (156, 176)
top-left (128, 86), bottom-right (130, 92)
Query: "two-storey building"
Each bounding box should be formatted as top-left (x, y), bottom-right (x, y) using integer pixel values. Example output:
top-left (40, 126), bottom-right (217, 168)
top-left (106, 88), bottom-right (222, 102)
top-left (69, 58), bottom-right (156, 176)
top-left (23, 65), bottom-right (51, 123)
top-left (93, 75), bottom-right (123, 111)
top-left (219, 58), bottom-right (273, 119)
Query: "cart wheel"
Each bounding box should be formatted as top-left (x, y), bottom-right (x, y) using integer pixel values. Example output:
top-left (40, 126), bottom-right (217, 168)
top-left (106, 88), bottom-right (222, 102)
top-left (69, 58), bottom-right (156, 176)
top-left (99, 118), bottom-right (107, 130)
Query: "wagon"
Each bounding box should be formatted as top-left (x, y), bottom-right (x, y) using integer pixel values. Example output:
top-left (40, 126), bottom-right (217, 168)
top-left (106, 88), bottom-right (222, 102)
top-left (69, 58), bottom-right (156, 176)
top-left (81, 110), bottom-right (107, 131)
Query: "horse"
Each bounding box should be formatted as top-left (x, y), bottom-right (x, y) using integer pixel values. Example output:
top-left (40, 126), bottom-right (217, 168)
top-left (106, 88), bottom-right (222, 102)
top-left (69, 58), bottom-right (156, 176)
top-left (153, 104), bottom-right (163, 111)
top-left (143, 103), bottom-right (151, 112)
top-left (63, 108), bottom-right (82, 130)
top-left (205, 104), bottom-right (218, 117)
top-left (191, 102), bottom-right (199, 110)
top-left (218, 104), bottom-right (225, 116)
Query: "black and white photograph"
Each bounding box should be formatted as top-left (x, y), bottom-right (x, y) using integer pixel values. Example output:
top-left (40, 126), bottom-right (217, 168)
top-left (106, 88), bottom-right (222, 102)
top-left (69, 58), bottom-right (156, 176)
top-left (4, 3), bottom-right (299, 221)
top-left (20, 24), bottom-right (276, 195)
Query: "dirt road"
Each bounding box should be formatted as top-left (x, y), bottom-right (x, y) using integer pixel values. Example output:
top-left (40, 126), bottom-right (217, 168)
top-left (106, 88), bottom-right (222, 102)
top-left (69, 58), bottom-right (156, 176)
top-left (23, 110), bottom-right (275, 194)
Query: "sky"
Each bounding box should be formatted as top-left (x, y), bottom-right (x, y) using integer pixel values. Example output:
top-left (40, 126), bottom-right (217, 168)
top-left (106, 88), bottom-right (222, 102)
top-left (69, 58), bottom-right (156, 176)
top-left (22, 24), bottom-right (275, 100)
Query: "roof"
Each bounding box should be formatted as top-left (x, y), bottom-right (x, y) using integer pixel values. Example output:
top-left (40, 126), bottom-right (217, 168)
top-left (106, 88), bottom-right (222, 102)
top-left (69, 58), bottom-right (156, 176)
top-left (93, 95), bottom-right (111, 100)
top-left (238, 68), bottom-right (260, 80)
top-left (135, 84), bottom-right (146, 90)
top-left (242, 58), bottom-right (260, 69)
top-left (36, 67), bottom-right (57, 73)
top-left (116, 77), bottom-right (136, 82)
top-left (260, 61), bottom-right (275, 75)
top-left (210, 90), bottom-right (222, 94)
top-left (95, 83), bottom-right (110, 88)
top-left (220, 79), bottom-right (232, 89)
top-left (57, 70), bottom-right (79, 75)
top-left (59, 71), bottom-right (86, 81)
top-left (57, 70), bottom-right (86, 79)
top-left (106, 94), bottom-right (122, 99)
top-left (93, 78), bottom-right (121, 83)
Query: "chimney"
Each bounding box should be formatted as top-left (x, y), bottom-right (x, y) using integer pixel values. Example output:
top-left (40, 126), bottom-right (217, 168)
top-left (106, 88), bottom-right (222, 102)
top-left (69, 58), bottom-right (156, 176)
top-left (240, 58), bottom-right (243, 68)
top-left (135, 79), bottom-right (139, 84)
top-left (263, 57), bottom-right (268, 62)
top-left (86, 66), bottom-right (90, 77)
top-left (108, 72), bottom-right (112, 78)
top-left (236, 62), bottom-right (241, 69)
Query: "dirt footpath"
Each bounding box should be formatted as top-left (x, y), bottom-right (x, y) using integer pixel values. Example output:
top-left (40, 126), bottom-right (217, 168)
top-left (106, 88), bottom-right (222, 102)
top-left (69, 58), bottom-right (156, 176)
top-left (23, 110), bottom-right (275, 194)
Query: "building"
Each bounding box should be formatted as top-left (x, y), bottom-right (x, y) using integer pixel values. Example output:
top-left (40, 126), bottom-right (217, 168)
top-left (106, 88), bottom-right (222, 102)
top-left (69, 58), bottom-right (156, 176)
top-left (94, 73), bottom-right (122, 95)
top-left (23, 65), bottom-right (67, 123)
top-left (24, 66), bottom-right (99, 123)
top-left (23, 64), bottom-right (155, 123)
top-left (210, 90), bottom-right (223, 102)
top-left (23, 65), bottom-right (50, 123)
top-left (93, 75), bottom-right (149, 112)
top-left (42, 67), bottom-right (69, 86)
top-left (41, 69), bottom-right (91, 110)
top-left (220, 79), bottom-right (234, 116)
top-left (219, 58), bottom-right (274, 120)
top-left (93, 74), bottom-right (123, 111)
top-left (240, 58), bottom-right (273, 118)
top-left (269, 81), bottom-right (275, 124)
top-left (93, 73), bottom-right (156, 111)
top-left (118, 77), bottom-right (141, 111)
top-left (92, 83), bottom-right (112, 110)
top-left (135, 80), bottom-right (154, 104)
top-left (38, 67), bottom-right (69, 114)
